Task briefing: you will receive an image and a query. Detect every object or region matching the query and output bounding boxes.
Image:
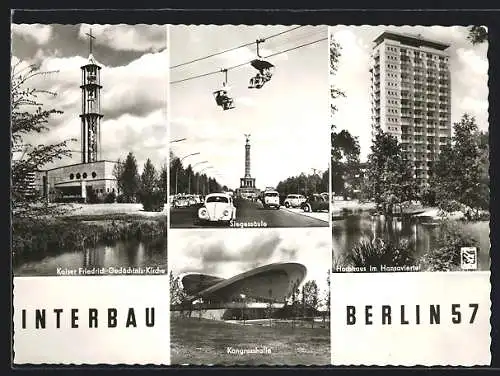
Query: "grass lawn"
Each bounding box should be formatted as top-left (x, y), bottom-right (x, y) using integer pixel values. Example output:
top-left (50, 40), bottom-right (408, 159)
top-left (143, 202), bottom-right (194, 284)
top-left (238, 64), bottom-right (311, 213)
top-left (170, 317), bottom-right (330, 366)
top-left (331, 199), bottom-right (376, 214)
top-left (62, 203), bottom-right (167, 218)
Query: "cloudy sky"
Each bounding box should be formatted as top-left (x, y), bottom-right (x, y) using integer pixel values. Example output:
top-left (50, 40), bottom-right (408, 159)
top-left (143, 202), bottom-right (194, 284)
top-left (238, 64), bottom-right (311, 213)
top-left (330, 25), bottom-right (489, 161)
top-left (169, 228), bottom-right (331, 305)
top-left (11, 24), bottom-right (167, 172)
top-left (170, 25), bottom-right (329, 189)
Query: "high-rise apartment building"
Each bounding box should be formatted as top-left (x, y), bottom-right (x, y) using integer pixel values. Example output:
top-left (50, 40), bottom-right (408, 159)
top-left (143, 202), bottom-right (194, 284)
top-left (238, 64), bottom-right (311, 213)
top-left (370, 31), bottom-right (452, 186)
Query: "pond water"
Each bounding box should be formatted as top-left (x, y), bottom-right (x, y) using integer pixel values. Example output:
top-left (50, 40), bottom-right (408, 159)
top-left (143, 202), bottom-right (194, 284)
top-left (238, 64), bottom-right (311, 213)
top-left (14, 237), bottom-right (167, 276)
top-left (332, 214), bottom-right (490, 270)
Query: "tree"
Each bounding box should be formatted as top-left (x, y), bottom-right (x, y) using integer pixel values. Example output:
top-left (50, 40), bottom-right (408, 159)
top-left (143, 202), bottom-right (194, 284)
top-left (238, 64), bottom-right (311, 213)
top-left (324, 270), bottom-right (331, 322)
top-left (140, 158), bottom-right (165, 212)
top-left (169, 271), bottom-right (191, 317)
top-left (113, 158), bottom-right (125, 194)
top-left (302, 280), bottom-right (319, 327)
top-left (365, 130), bottom-right (418, 215)
top-left (141, 159), bottom-right (158, 193)
top-left (11, 62), bottom-right (75, 217)
top-left (330, 34), bottom-right (346, 130)
top-left (118, 152), bottom-right (140, 202)
top-left (430, 114), bottom-right (488, 214)
top-left (467, 26), bottom-right (488, 45)
top-left (159, 162), bottom-right (168, 195)
top-left (331, 130), bottom-right (361, 198)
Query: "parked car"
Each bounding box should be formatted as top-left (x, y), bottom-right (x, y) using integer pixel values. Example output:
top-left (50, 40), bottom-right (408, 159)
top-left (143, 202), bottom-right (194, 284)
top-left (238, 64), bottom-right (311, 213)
top-left (301, 194), bottom-right (329, 212)
top-left (173, 195), bottom-right (189, 208)
top-left (284, 194), bottom-right (306, 208)
top-left (262, 190), bottom-right (280, 209)
top-left (187, 195), bottom-right (197, 206)
top-left (198, 193), bottom-right (237, 225)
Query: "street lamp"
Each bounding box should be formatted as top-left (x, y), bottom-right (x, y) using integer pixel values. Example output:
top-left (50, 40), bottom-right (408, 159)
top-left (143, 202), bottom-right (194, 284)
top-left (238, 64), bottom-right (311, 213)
top-left (192, 161), bottom-right (209, 194)
top-left (189, 161), bottom-right (208, 194)
top-left (170, 137), bottom-right (187, 143)
top-left (199, 166), bottom-right (214, 195)
top-left (176, 152), bottom-right (200, 195)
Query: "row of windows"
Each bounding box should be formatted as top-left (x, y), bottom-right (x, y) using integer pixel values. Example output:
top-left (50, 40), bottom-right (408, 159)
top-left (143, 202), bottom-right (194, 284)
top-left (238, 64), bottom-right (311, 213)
top-left (90, 187), bottom-right (115, 194)
top-left (387, 108), bottom-right (399, 114)
top-left (69, 171), bottom-right (98, 180)
top-left (400, 47), bottom-right (449, 61)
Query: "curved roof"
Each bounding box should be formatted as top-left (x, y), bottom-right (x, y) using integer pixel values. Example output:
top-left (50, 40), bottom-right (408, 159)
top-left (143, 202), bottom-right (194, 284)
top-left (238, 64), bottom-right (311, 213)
top-left (182, 262), bottom-right (307, 302)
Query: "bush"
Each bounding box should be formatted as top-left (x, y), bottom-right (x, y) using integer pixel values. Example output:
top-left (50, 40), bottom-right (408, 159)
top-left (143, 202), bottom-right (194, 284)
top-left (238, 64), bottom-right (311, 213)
top-left (345, 237), bottom-right (416, 270)
top-left (86, 186), bottom-right (100, 204)
top-left (116, 194), bottom-right (126, 203)
top-left (140, 190), bottom-right (165, 212)
top-left (104, 191), bottom-right (116, 203)
top-left (420, 186), bottom-right (437, 207)
top-left (419, 220), bottom-right (480, 271)
top-left (12, 216), bottom-right (167, 265)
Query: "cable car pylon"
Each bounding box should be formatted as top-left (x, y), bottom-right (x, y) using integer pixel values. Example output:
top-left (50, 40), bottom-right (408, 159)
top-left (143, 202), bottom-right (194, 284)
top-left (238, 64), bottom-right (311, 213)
top-left (248, 38), bottom-right (275, 89)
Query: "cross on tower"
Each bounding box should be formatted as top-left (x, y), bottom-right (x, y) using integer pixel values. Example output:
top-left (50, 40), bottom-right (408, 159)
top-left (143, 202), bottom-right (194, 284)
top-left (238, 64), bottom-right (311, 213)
top-left (244, 134), bottom-right (251, 143)
top-left (85, 28), bottom-right (96, 55)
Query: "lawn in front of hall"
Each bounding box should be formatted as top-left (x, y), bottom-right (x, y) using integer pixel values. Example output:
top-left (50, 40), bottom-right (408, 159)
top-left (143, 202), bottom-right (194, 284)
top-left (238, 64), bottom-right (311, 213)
top-left (170, 317), bottom-right (330, 366)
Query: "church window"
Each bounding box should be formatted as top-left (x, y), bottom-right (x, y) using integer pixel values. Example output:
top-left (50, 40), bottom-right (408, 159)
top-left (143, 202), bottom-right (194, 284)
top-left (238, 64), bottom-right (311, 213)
top-left (92, 172), bottom-right (97, 178)
top-left (76, 173), bottom-right (81, 179)
top-left (83, 172), bottom-right (88, 179)
top-left (70, 173), bottom-right (74, 180)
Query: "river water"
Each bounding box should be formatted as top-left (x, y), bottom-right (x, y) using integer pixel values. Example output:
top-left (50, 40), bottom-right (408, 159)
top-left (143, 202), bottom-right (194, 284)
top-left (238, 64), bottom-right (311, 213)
top-left (332, 214), bottom-right (490, 270)
top-left (14, 237), bottom-right (167, 276)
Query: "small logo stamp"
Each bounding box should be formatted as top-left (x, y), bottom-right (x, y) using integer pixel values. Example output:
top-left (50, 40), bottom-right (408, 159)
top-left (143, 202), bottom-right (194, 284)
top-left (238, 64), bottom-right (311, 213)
top-left (461, 247), bottom-right (478, 270)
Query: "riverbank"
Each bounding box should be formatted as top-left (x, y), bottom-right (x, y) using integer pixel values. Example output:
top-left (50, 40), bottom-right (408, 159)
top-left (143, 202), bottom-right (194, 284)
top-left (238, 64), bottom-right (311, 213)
top-left (331, 199), bottom-right (376, 216)
top-left (12, 203), bottom-right (167, 265)
top-left (413, 207), bottom-right (464, 221)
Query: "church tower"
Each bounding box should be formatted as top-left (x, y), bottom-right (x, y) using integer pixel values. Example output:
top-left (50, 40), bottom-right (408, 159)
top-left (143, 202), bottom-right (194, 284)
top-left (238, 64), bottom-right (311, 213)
top-left (80, 29), bottom-right (103, 163)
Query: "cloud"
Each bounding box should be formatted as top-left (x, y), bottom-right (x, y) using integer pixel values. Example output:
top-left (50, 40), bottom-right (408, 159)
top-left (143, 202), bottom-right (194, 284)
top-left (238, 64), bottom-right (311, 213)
top-left (78, 24), bottom-right (166, 52)
top-left (330, 25), bottom-right (490, 161)
top-left (12, 49), bottom-right (167, 172)
top-left (12, 24), bottom-right (53, 45)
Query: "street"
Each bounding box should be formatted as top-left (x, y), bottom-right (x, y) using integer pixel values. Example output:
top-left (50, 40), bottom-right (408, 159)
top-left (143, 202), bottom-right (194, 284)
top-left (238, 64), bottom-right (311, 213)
top-left (169, 199), bottom-right (328, 228)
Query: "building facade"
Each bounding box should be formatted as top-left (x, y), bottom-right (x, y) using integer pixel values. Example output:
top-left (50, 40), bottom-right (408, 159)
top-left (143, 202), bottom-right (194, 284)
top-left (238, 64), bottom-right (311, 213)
top-left (35, 160), bottom-right (118, 202)
top-left (171, 263), bottom-right (307, 320)
top-left (370, 32), bottom-right (452, 186)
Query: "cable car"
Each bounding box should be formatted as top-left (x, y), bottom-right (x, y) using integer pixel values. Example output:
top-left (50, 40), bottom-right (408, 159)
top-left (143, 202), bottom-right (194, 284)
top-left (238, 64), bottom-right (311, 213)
top-left (248, 39), bottom-right (275, 89)
top-left (213, 88), bottom-right (235, 110)
top-left (213, 70), bottom-right (235, 110)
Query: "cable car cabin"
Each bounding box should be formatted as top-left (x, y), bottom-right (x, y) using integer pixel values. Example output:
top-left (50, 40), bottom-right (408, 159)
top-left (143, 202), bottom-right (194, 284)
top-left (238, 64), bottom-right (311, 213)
top-left (213, 89), bottom-right (235, 110)
top-left (249, 59), bottom-right (275, 89)
top-left (248, 73), bottom-right (265, 89)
